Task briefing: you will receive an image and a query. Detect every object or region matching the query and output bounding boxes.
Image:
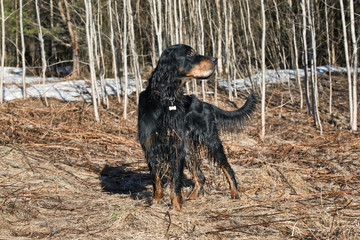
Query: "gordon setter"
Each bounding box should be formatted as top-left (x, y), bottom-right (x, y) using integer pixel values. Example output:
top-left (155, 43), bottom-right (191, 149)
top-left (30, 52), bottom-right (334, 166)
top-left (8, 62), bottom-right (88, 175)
top-left (138, 44), bottom-right (257, 211)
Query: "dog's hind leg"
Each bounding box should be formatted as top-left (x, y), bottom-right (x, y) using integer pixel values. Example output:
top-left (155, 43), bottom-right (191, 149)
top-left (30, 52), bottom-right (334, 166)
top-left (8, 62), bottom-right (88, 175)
top-left (187, 163), bottom-right (205, 199)
top-left (186, 146), bottom-right (206, 200)
top-left (206, 136), bottom-right (239, 199)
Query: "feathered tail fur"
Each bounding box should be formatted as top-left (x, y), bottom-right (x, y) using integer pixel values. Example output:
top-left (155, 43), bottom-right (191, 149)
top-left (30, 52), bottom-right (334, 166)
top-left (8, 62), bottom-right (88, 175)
top-left (209, 93), bottom-right (258, 130)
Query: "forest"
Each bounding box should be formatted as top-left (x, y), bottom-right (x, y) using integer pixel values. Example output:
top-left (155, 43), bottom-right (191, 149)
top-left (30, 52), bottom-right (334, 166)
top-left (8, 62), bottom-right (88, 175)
top-left (0, 0), bottom-right (359, 130)
top-left (0, 0), bottom-right (359, 239)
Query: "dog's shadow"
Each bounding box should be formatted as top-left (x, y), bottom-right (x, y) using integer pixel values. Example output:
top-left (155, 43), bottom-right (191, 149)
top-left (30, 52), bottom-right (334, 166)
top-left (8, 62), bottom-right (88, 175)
top-left (100, 164), bottom-right (195, 201)
top-left (99, 164), bottom-right (153, 200)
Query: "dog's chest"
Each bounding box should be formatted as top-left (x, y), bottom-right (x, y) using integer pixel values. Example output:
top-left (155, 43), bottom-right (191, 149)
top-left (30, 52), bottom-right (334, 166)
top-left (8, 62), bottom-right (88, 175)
top-left (155, 103), bottom-right (185, 141)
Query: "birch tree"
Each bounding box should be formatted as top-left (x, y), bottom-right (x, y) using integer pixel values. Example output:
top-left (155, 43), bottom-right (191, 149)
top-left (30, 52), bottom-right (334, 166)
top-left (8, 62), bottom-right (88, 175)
top-left (239, 0), bottom-right (252, 83)
top-left (349, 0), bottom-right (358, 131)
top-left (173, 0), bottom-right (179, 44)
top-left (215, 0), bottom-right (223, 75)
top-left (177, 0), bottom-right (183, 44)
top-left (108, 0), bottom-right (121, 102)
top-left (307, 0), bottom-right (322, 133)
top-left (0, 0), bottom-right (4, 104)
top-left (50, 0), bottom-right (56, 63)
top-left (20, 0), bottom-right (26, 99)
top-left (339, 0), bottom-right (353, 129)
top-left (167, 0), bottom-right (174, 45)
top-left (96, 0), bottom-right (108, 108)
top-left (127, 0), bottom-right (142, 102)
top-left (260, 0), bottom-right (266, 139)
top-left (289, 0), bottom-right (302, 108)
top-left (84, 0), bottom-right (100, 121)
top-left (197, 0), bottom-right (204, 55)
top-left (35, 0), bottom-right (48, 106)
top-left (273, 0), bottom-right (292, 102)
top-left (223, 0), bottom-right (232, 100)
top-left (58, 0), bottom-right (80, 78)
top-left (301, 0), bottom-right (311, 114)
top-left (123, 0), bottom-right (129, 119)
top-left (148, 0), bottom-right (163, 57)
top-left (324, 0), bottom-right (332, 114)
top-left (245, 0), bottom-right (258, 74)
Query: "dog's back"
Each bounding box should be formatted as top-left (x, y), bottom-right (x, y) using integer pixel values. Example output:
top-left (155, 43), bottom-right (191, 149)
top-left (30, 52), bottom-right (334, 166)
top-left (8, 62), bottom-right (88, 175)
top-left (184, 93), bottom-right (258, 130)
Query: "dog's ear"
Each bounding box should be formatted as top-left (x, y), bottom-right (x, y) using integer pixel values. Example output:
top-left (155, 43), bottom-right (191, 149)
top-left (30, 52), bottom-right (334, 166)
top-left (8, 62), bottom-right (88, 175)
top-left (149, 48), bottom-right (180, 91)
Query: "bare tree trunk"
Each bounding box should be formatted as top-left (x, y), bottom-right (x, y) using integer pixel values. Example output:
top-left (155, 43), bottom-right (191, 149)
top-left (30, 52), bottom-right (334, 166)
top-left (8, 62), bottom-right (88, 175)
top-left (127, 0), bottom-right (142, 103)
top-left (223, 0), bottom-right (232, 100)
top-left (197, 0), bottom-right (206, 100)
top-left (167, 0), bottom-right (174, 45)
top-left (20, 0), bottom-right (26, 100)
top-left (114, 0), bottom-right (125, 96)
top-left (108, 0), bottom-right (121, 102)
top-left (339, 0), bottom-right (353, 128)
top-left (229, 1), bottom-right (237, 98)
top-left (84, 0), bottom-right (100, 122)
top-left (205, 2), bottom-right (217, 104)
top-left (275, 0), bottom-right (293, 102)
top-left (260, 0), bottom-right (266, 139)
top-left (173, 0), bottom-right (179, 43)
top-left (324, 0), bottom-right (332, 115)
top-left (188, 1), bottom-right (198, 95)
top-left (164, 0), bottom-right (168, 47)
top-left (349, 0), bottom-right (358, 131)
top-left (308, 0), bottom-right (322, 133)
top-left (148, 0), bottom-right (162, 57)
top-left (96, 0), bottom-right (108, 108)
top-left (301, 0), bottom-right (311, 114)
top-left (150, 22), bottom-right (156, 68)
top-left (289, 0), bottom-right (302, 108)
top-left (215, 0), bottom-right (223, 76)
top-left (123, 0), bottom-right (129, 119)
top-left (90, 4), bottom-right (101, 106)
top-left (245, 0), bottom-right (259, 74)
top-left (50, 0), bottom-right (56, 64)
top-left (187, 0), bottom-right (196, 49)
top-left (239, 0), bottom-right (252, 83)
top-left (15, 0), bottom-right (19, 68)
top-left (0, 0), bottom-right (4, 104)
top-left (65, 0), bottom-right (79, 78)
top-left (197, 0), bottom-right (204, 55)
top-left (58, 0), bottom-right (80, 78)
top-left (35, 0), bottom-right (48, 106)
top-left (178, 0), bottom-right (183, 43)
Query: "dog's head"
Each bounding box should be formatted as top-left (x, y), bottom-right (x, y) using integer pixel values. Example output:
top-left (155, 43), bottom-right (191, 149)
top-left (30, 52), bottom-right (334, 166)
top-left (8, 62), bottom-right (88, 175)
top-left (149, 44), bottom-right (217, 91)
top-left (171, 44), bottom-right (217, 78)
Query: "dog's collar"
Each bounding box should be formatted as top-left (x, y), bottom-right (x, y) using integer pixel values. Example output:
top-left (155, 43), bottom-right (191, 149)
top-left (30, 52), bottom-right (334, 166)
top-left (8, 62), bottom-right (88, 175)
top-left (153, 90), bottom-right (177, 111)
top-left (153, 90), bottom-right (175, 101)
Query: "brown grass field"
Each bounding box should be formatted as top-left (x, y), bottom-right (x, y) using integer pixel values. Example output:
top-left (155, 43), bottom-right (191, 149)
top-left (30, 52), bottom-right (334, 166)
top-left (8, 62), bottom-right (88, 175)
top-left (0, 75), bottom-right (359, 239)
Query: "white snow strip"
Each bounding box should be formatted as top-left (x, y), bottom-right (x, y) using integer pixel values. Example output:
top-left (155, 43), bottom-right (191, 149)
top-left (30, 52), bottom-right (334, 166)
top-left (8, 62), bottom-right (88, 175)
top-left (1, 66), bottom-right (358, 102)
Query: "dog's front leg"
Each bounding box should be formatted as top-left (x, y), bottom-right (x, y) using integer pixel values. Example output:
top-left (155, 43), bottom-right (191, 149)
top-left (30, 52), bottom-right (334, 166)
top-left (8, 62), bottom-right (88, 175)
top-left (169, 136), bottom-right (185, 211)
top-left (146, 151), bottom-right (164, 202)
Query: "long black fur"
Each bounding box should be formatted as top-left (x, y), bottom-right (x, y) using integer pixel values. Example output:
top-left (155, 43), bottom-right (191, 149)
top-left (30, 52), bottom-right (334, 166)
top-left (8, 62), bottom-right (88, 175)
top-left (138, 44), bottom-right (257, 211)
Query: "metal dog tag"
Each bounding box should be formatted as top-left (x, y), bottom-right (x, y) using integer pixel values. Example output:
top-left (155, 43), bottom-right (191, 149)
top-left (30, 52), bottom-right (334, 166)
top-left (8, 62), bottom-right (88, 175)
top-left (169, 105), bottom-right (177, 111)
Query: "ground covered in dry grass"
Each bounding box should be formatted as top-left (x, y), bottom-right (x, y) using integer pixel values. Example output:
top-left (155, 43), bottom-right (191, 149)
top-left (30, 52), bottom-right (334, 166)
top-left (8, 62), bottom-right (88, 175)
top-left (0, 76), bottom-right (359, 239)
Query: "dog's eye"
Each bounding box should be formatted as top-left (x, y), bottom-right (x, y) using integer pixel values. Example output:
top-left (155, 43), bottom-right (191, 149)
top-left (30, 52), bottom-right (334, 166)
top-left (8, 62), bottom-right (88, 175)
top-left (187, 51), bottom-right (195, 57)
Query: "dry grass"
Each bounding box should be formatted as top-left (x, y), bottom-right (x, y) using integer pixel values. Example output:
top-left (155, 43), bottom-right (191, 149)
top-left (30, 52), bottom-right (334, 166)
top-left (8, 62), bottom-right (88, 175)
top-left (0, 77), bottom-right (359, 239)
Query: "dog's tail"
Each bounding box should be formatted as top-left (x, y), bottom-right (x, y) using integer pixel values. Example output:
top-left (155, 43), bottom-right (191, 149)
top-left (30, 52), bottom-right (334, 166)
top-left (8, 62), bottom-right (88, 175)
top-left (209, 93), bottom-right (258, 130)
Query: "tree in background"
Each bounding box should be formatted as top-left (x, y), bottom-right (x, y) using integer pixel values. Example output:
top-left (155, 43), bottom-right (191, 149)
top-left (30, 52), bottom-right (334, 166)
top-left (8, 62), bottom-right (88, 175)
top-left (0, 0), bottom-right (358, 132)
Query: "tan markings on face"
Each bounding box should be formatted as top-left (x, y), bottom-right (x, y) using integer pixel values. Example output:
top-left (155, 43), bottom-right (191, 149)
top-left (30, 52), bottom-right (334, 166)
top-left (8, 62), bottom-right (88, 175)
top-left (185, 59), bottom-right (215, 78)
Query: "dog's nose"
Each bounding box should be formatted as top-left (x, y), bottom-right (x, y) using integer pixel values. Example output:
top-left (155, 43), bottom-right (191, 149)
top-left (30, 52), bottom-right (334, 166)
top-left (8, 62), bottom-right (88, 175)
top-left (210, 57), bottom-right (217, 64)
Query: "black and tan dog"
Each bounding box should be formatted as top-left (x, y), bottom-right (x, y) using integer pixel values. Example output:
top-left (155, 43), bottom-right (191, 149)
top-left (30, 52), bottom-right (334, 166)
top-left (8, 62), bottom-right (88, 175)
top-left (138, 44), bottom-right (257, 211)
